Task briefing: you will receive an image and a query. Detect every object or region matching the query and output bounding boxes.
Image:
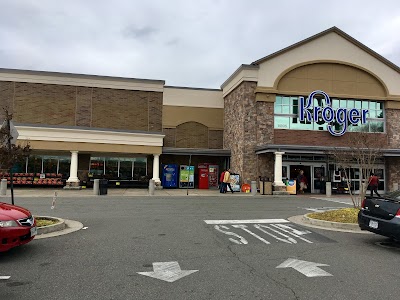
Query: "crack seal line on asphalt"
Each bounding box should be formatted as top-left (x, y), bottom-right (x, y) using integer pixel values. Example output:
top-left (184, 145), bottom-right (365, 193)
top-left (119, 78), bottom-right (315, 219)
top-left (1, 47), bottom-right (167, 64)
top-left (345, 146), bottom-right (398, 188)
top-left (226, 245), bottom-right (300, 300)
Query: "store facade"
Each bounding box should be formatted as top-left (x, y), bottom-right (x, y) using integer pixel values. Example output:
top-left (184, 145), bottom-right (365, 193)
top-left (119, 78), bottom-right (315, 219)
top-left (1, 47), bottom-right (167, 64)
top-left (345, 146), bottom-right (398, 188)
top-left (1, 27), bottom-right (400, 193)
top-left (0, 71), bottom-right (166, 188)
top-left (222, 27), bottom-right (400, 194)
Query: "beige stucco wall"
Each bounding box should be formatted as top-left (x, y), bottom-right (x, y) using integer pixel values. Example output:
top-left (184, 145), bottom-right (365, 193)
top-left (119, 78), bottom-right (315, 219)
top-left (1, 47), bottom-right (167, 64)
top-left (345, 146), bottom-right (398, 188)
top-left (0, 69), bottom-right (164, 92)
top-left (163, 87), bottom-right (223, 108)
top-left (276, 63), bottom-right (386, 99)
top-left (221, 66), bottom-right (259, 97)
top-left (257, 32), bottom-right (400, 96)
top-left (163, 106), bottom-right (223, 129)
top-left (18, 140), bottom-right (162, 155)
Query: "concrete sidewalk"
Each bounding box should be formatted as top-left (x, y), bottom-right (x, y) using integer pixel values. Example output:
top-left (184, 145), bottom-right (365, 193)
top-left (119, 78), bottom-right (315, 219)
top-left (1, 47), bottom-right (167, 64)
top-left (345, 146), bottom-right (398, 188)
top-left (0, 187), bottom-right (256, 198)
top-left (0, 187), bottom-right (356, 200)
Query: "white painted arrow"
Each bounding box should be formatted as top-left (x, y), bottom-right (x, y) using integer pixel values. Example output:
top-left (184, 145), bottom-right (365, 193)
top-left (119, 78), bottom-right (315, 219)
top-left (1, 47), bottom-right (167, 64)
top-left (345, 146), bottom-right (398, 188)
top-left (137, 261), bottom-right (198, 282)
top-left (276, 258), bottom-right (332, 277)
top-left (0, 276), bottom-right (10, 280)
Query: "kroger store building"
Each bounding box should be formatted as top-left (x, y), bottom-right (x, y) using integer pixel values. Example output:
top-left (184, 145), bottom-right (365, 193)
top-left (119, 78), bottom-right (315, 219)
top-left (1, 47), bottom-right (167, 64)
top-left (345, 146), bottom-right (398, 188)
top-left (1, 27), bottom-right (400, 193)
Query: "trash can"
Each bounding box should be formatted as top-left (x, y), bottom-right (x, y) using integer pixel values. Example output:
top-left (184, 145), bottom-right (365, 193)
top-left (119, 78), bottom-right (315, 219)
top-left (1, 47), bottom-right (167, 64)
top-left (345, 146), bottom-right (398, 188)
top-left (259, 177), bottom-right (272, 195)
top-left (99, 179), bottom-right (108, 195)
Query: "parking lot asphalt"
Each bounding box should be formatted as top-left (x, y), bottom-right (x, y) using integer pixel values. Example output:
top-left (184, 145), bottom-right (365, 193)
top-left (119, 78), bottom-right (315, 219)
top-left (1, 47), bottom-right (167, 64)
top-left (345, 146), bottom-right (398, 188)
top-left (1, 192), bottom-right (396, 300)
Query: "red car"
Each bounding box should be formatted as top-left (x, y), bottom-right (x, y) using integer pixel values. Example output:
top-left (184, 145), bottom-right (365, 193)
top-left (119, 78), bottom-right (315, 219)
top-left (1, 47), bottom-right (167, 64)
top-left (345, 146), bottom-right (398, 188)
top-left (0, 202), bottom-right (37, 252)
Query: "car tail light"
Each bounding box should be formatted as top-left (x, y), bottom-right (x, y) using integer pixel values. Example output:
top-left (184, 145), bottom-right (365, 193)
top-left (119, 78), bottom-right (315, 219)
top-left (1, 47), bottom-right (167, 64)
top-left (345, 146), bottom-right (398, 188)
top-left (361, 198), bottom-right (366, 209)
top-left (396, 208), bottom-right (400, 218)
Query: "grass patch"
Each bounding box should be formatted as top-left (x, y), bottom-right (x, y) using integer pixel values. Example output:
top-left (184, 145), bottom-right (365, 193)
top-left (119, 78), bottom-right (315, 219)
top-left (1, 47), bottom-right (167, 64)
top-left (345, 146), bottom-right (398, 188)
top-left (307, 208), bottom-right (360, 224)
top-left (35, 217), bottom-right (59, 227)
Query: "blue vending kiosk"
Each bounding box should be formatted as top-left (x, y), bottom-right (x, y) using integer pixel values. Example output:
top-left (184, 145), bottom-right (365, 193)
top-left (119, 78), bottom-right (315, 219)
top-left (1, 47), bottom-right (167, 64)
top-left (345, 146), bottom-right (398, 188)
top-left (161, 164), bottom-right (178, 188)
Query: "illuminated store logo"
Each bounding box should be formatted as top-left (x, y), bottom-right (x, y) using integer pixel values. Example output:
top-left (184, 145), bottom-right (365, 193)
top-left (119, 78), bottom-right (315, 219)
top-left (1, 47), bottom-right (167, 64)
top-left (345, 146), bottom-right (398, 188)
top-left (299, 90), bottom-right (369, 136)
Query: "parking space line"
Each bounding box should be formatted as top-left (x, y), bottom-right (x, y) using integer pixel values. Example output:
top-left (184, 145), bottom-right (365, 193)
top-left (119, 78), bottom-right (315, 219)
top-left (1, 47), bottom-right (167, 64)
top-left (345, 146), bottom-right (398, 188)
top-left (204, 219), bottom-right (289, 225)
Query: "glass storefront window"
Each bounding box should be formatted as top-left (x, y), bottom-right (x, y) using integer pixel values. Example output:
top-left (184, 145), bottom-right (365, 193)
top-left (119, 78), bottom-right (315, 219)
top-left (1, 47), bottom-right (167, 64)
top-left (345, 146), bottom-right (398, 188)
top-left (274, 95), bottom-right (385, 133)
top-left (43, 156), bottom-right (58, 174)
top-left (133, 158), bottom-right (147, 180)
top-left (58, 157), bottom-right (71, 178)
top-left (11, 159), bottom-right (27, 173)
top-left (119, 159), bottom-right (133, 179)
top-left (105, 158), bottom-right (118, 178)
top-left (90, 157), bottom-right (105, 176)
top-left (27, 156), bottom-right (42, 174)
top-left (274, 116), bottom-right (290, 129)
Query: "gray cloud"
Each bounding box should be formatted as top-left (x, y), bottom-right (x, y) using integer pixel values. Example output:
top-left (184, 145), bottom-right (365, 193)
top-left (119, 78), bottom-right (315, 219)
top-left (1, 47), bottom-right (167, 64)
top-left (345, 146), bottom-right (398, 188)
top-left (122, 25), bottom-right (158, 39)
top-left (0, 0), bottom-right (399, 88)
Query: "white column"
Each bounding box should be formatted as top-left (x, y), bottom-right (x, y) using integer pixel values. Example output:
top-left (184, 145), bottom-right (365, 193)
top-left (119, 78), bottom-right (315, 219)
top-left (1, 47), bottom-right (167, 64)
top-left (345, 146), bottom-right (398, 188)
top-left (152, 154), bottom-right (161, 184)
top-left (273, 151), bottom-right (285, 186)
top-left (67, 151), bottom-right (79, 183)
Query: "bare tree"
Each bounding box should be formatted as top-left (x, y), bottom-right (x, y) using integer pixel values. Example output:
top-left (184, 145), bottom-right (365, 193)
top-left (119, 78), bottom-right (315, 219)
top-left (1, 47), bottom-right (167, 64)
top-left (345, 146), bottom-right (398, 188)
top-left (0, 109), bottom-right (31, 204)
top-left (327, 130), bottom-right (383, 208)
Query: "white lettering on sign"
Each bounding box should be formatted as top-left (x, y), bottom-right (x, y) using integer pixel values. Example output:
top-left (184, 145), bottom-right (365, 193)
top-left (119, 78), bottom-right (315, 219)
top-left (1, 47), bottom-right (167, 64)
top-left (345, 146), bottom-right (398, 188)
top-left (232, 224), bottom-right (271, 244)
top-left (214, 225), bottom-right (248, 245)
top-left (299, 90), bottom-right (369, 136)
top-left (206, 220), bottom-right (312, 245)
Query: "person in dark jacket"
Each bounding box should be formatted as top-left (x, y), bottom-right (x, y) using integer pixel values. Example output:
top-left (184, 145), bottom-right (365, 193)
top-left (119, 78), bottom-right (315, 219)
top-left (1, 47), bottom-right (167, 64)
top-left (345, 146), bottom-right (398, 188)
top-left (219, 170), bottom-right (226, 193)
top-left (369, 173), bottom-right (381, 197)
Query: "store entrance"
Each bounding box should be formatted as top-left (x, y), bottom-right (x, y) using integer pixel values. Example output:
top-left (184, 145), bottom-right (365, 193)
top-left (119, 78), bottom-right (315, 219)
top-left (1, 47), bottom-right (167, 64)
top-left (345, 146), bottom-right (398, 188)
top-left (290, 165), bottom-right (311, 193)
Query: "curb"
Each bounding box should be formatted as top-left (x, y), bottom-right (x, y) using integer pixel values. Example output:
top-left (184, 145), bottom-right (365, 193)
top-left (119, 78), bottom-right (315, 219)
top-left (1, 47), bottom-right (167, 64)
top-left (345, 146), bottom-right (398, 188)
top-left (36, 216), bottom-right (66, 235)
top-left (288, 214), bottom-right (371, 234)
top-left (35, 219), bottom-right (83, 239)
top-left (303, 214), bottom-right (360, 231)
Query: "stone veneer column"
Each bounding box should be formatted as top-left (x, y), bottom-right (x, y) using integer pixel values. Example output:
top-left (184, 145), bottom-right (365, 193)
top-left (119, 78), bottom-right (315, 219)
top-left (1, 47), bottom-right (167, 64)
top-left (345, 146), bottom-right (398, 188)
top-left (152, 154), bottom-right (161, 185)
top-left (66, 151), bottom-right (80, 187)
top-left (273, 152), bottom-right (285, 188)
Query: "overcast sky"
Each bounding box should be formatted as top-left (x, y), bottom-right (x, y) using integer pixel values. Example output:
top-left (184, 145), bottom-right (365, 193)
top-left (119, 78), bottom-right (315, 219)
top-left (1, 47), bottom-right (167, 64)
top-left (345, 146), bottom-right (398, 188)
top-left (0, 0), bottom-right (399, 88)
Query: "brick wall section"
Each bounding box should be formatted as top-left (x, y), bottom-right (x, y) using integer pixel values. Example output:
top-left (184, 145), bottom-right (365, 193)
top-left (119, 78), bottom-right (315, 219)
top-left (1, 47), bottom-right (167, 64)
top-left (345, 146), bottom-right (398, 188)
top-left (0, 81), bottom-right (14, 119)
top-left (208, 130), bottom-right (223, 149)
top-left (387, 157), bottom-right (400, 192)
top-left (385, 109), bottom-right (400, 149)
top-left (14, 83), bottom-right (76, 126)
top-left (162, 128), bottom-right (176, 147)
top-left (1, 81), bottom-right (163, 132)
top-left (176, 121), bottom-right (208, 148)
top-left (274, 129), bottom-right (388, 147)
top-left (92, 88), bottom-right (149, 131)
top-left (148, 92), bottom-right (163, 132)
top-left (76, 87), bottom-right (92, 127)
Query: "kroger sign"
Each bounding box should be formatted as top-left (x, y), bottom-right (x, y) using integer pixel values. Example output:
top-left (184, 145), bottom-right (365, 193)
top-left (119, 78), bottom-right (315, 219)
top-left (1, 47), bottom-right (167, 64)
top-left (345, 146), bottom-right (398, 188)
top-left (299, 90), bottom-right (369, 137)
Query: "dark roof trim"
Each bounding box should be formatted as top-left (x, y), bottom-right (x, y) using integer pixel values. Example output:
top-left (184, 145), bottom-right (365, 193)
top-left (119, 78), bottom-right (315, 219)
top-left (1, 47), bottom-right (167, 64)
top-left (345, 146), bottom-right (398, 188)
top-left (164, 85), bottom-right (221, 92)
top-left (15, 123), bottom-right (164, 136)
top-left (0, 67), bottom-right (165, 85)
top-left (251, 27), bottom-right (400, 74)
top-left (220, 64), bottom-right (259, 89)
top-left (255, 144), bottom-right (400, 157)
top-left (162, 147), bottom-right (230, 156)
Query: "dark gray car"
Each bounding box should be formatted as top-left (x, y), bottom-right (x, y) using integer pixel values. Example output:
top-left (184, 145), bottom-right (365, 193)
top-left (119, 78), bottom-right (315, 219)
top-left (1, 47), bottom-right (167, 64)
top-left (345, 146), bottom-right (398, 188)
top-left (358, 190), bottom-right (400, 240)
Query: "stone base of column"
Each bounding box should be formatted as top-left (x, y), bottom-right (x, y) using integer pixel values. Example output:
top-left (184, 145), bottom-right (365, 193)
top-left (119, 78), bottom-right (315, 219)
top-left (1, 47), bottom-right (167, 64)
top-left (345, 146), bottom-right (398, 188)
top-left (153, 179), bottom-right (163, 190)
top-left (273, 185), bottom-right (290, 195)
top-left (63, 181), bottom-right (82, 190)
